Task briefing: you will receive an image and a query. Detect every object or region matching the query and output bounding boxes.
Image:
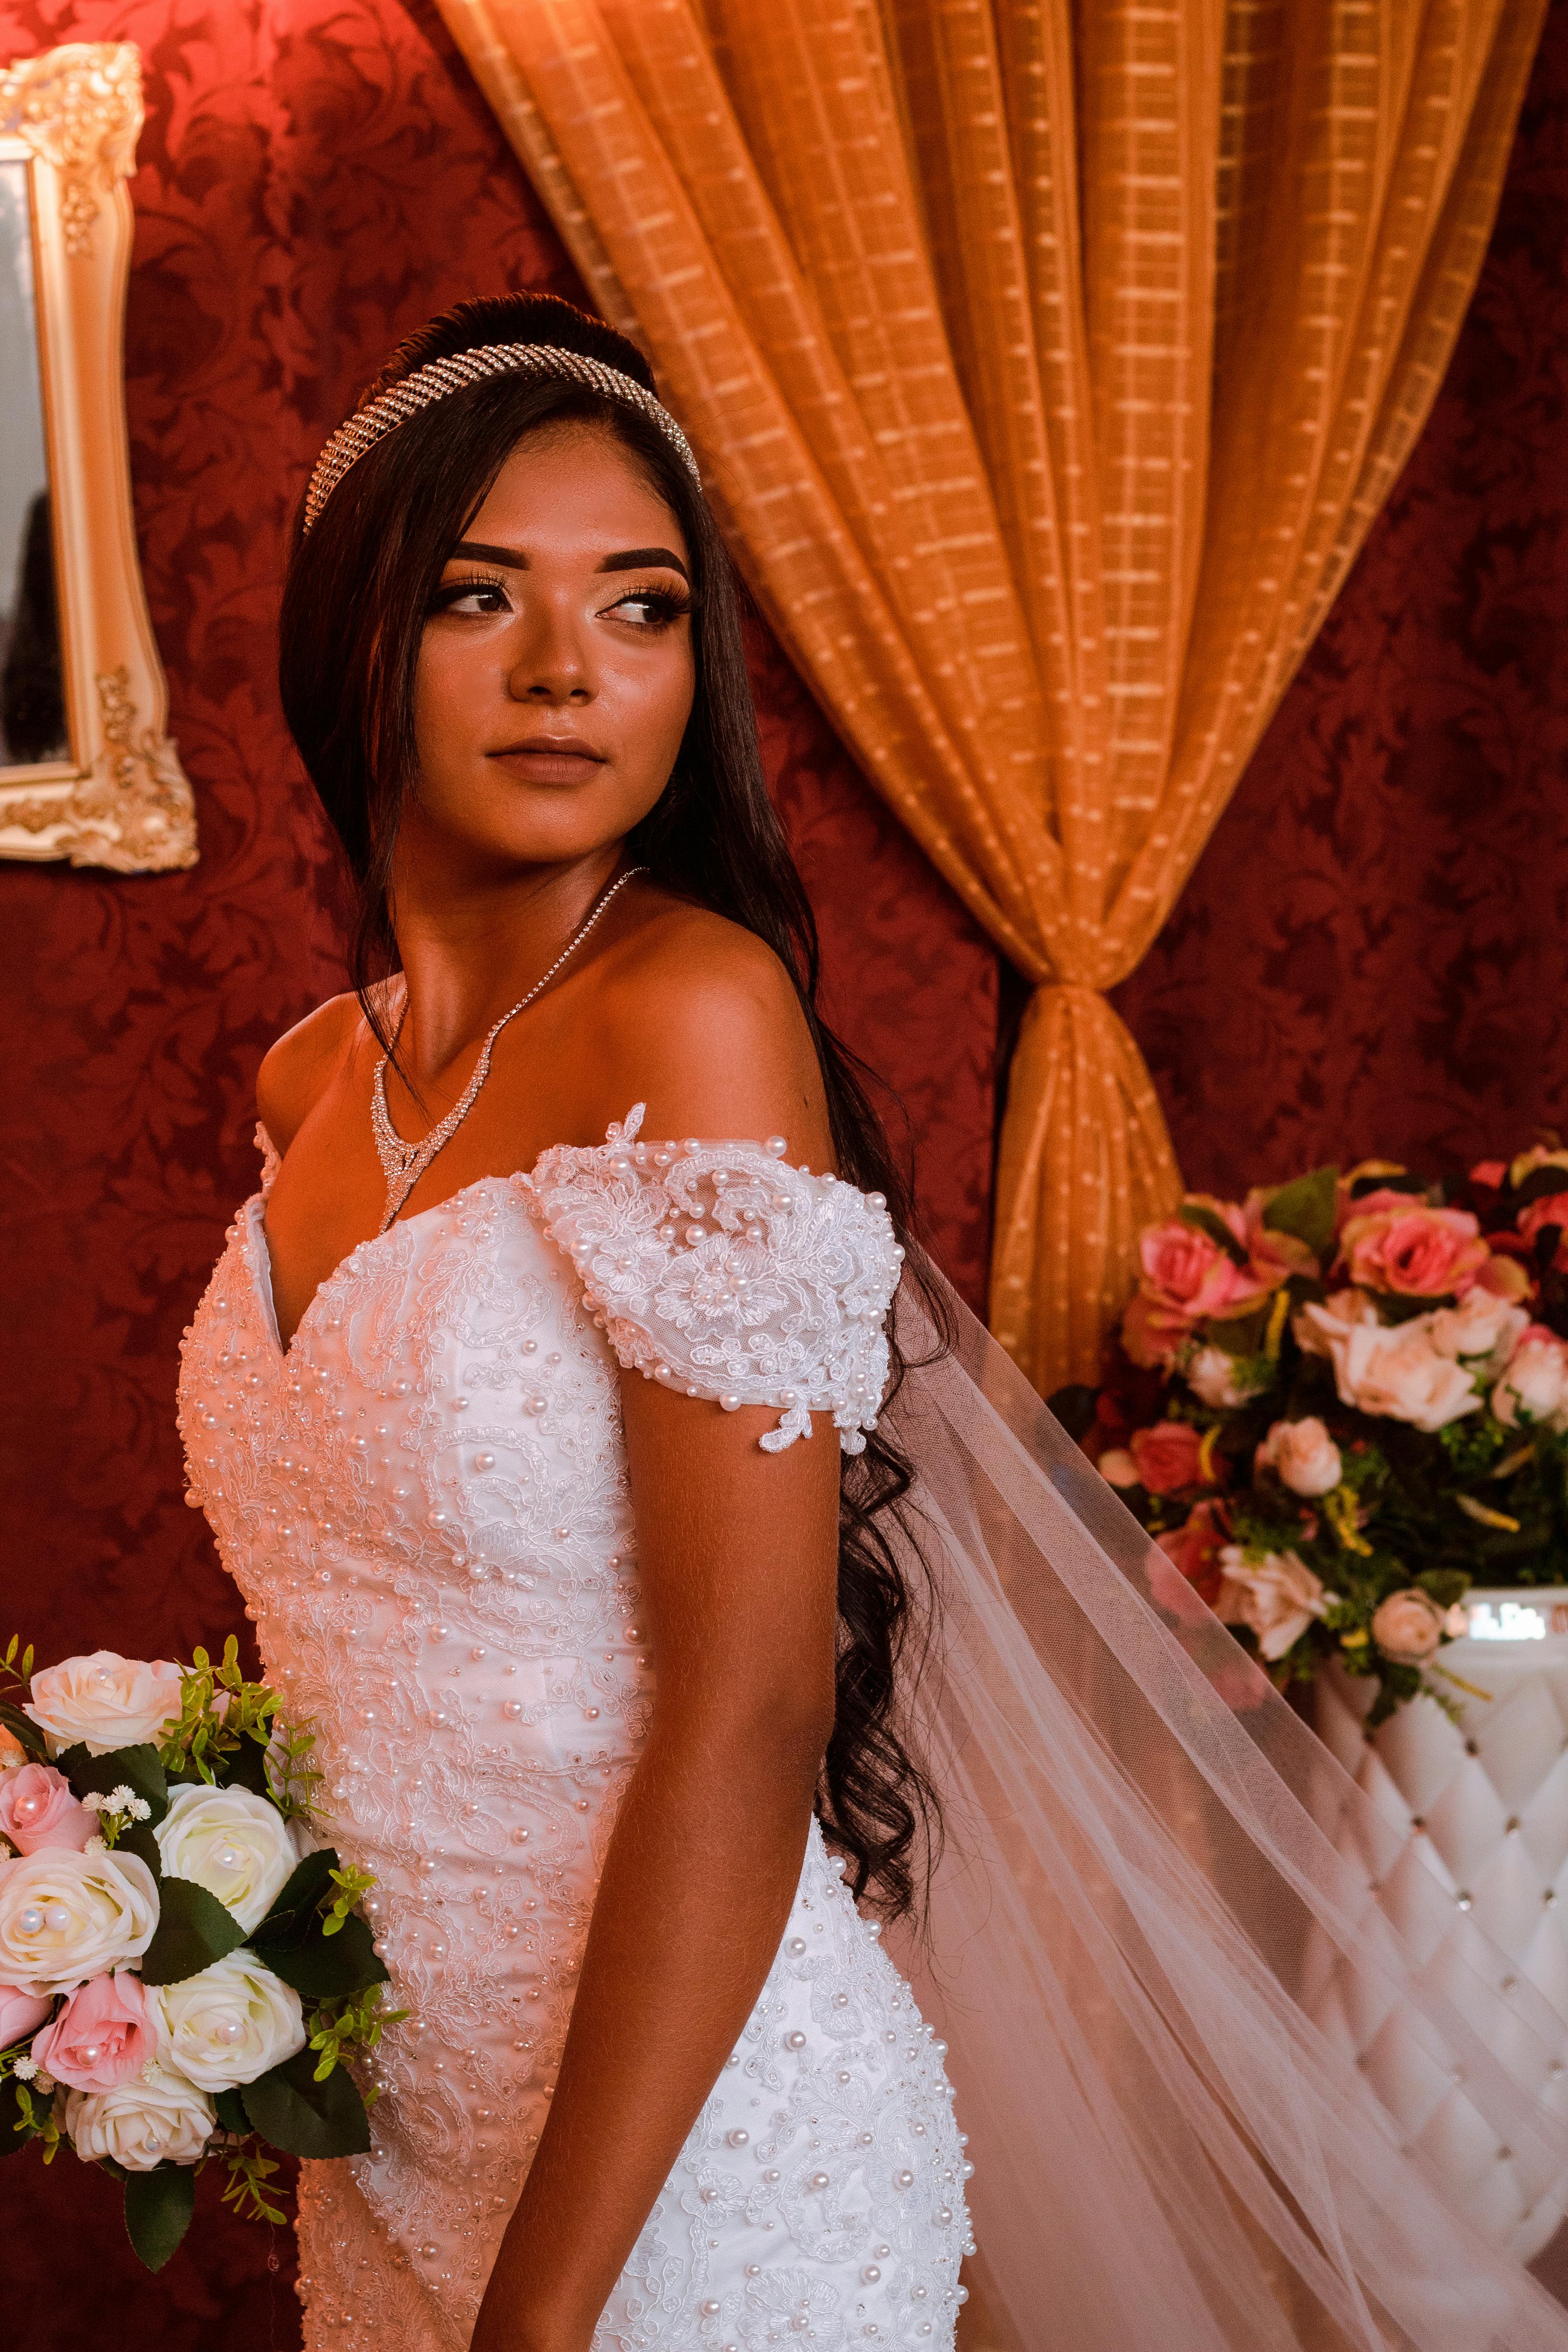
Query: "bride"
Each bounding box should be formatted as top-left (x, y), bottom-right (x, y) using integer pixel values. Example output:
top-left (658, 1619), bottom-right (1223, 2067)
top-left (177, 292), bottom-right (1568, 2352)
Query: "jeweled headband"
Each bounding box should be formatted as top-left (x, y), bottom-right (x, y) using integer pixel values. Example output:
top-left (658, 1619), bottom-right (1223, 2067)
top-left (302, 342), bottom-right (700, 533)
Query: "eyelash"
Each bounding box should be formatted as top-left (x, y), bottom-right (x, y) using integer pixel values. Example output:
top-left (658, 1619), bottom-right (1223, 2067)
top-left (429, 572), bottom-right (692, 628)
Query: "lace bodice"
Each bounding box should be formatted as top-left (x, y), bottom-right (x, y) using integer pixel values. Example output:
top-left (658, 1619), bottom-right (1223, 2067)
top-left (175, 1114), bottom-right (967, 2351)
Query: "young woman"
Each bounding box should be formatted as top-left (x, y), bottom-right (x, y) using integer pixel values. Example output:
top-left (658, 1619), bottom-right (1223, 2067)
top-left (178, 294), bottom-right (1568, 2352)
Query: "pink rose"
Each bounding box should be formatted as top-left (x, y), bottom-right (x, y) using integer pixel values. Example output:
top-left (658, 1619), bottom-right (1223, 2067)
top-left (0, 1981), bottom-right (52, 2049)
top-left (1469, 1160), bottom-right (1508, 1189)
top-left (1138, 1207), bottom-right (1268, 1322)
top-left (0, 1764), bottom-right (93, 1857)
top-left (1341, 1205), bottom-right (1489, 1299)
top-left (1130, 1421), bottom-right (1207, 1495)
top-left (1120, 1290), bottom-right (1189, 1369)
top-left (31, 1970), bottom-right (157, 2093)
top-left (1154, 1500), bottom-right (1229, 1608)
top-left (1370, 1589), bottom-right (1445, 1667)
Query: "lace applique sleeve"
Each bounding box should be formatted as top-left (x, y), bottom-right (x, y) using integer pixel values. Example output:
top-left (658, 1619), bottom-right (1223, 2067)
top-left (255, 1121), bottom-right (282, 1199)
top-left (526, 1105), bottom-right (903, 1453)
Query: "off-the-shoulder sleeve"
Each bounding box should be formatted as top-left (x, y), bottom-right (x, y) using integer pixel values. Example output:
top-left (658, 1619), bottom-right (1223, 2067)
top-left (525, 1106), bottom-right (903, 1453)
top-left (254, 1122), bottom-right (282, 1199)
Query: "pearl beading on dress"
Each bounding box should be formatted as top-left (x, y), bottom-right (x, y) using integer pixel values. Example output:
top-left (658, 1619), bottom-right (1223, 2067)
top-left (302, 345), bottom-right (700, 532)
top-left (176, 1117), bottom-right (964, 2351)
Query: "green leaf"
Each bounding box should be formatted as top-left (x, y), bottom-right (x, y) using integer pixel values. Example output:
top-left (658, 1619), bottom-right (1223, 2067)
top-left (1177, 1201), bottom-right (1247, 1265)
top-left (1417, 1568), bottom-right (1471, 1609)
top-left (116, 1820), bottom-right (164, 1878)
top-left (259, 1912), bottom-right (387, 2000)
top-left (55, 1742), bottom-right (168, 1827)
top-left (0, 2072), bottom-right (34, 2153)
top-left (255, 1847), bottom-right (340, 1941)
top-left (123, 2164), bottom-right (195, 2273)
top-left (243, 2046), bottom-right (371, 2159)
top-left (1261, 1167), bottom-right (1338, 1261)
top-left (0, 1700), bottom-right (47, 1762)
top-left (211, 2087), bottom-right (249, 2136)
top-left (221, 1733), bottom-right (273, 1799)
top-left (138, 1875), bottom-right (247, 1986)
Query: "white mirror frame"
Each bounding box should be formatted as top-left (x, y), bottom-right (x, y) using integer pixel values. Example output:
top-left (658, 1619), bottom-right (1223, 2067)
top-left (0, 42), bottom-right (195, 872)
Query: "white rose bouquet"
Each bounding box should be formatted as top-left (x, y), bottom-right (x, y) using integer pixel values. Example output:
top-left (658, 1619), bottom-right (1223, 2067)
top-left (1057, 1150), bottom-right (1568, 1724)
top-left (0, 1634), bottom-right (402, 2272)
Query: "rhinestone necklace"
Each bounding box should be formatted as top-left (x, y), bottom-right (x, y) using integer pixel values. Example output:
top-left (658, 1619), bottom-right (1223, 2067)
top-left (370, 865), bottom-right (646, 1233)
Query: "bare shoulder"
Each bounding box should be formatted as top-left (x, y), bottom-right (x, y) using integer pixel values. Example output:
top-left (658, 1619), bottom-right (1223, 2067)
top-left (587, 898), bottom-right (832, 1164)
top-left (255, 991), bottom-right (365, 1154)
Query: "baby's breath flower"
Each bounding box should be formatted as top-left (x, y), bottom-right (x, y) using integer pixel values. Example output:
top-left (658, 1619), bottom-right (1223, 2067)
top-left (12, 2056), bottom-right (39, 2082)
top-left (128, 1797), bottom-right (151, 1822)
top-left (84, 1834), bottom-right (107, 1856)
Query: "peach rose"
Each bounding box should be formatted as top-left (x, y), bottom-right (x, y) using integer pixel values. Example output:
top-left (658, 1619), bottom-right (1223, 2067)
top-left (0, 1764), bottom-right (93, 1858)
top-left (1215, 1547), bottom-right (1329, 1662)
top-left (1129, 1421), bottom-right (1207, 1495)
top-left (1141, 1207), bottom-right (1271, 1318)
top-left (0, 1981), bottom-right (52, 2049)
top-left (1154, 1501), bottom-right (1230, 1609)
top-left (1294, 1289), bottom-right (1379, 1358)
top-left (1473, 1245), bottom-right (1534, 1303)
top-left (1427, 1291), bottom-right (1529, 1375)
top-left (0, 1728), bottom-right (26, 1774)
top-left (1492, 1330), bottom-right (1568, 1431)
top-left (32, 1969), bottom-right (157, 2093)
top-left (1098, 1449), bottom-right (1139, 1488)
top-left (1186, 1347), bottom-right (1267, 1408)
top-left (1256, 1418), bottom-right (1342, 1498)
top-left (1370, 1589), bottom-right (1445, 1667)
top-left (1340, 1205), bottom-right (1489, 1299)
top-left (1469, 1160), bottom-right (1508, 1189)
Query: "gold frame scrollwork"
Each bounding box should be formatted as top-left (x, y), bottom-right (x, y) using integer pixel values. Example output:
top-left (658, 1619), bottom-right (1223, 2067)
top-left (0, 42), bottom-right (195, 872)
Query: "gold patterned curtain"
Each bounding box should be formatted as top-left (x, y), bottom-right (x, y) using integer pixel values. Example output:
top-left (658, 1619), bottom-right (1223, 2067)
top-left (435, 0), bottom-right (1543, 1395)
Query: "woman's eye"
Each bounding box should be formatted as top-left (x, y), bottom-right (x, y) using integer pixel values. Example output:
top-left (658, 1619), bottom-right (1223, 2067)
top-left (607, 587), bottom-right (689, 628)
top-left (433, 577), bottom-right (510, 616)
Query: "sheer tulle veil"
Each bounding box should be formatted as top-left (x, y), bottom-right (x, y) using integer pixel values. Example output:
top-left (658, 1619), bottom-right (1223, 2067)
top-left (884, 1270), bottom-right (1568, 2351)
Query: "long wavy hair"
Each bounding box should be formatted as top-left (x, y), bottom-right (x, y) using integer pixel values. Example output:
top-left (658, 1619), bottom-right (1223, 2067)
top-left (279, 292), bottom-right (945, 1917)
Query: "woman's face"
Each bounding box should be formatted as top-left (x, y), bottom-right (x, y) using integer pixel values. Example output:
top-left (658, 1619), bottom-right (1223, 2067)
top-left (408, 419), bottom-right (695, 874)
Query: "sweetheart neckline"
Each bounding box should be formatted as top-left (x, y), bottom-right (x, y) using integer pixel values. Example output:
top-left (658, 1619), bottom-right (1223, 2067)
top-left (250, 1171), bottom-right (530, 1363)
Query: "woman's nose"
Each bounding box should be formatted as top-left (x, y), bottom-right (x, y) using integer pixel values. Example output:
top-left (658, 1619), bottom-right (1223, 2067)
top-left (505, 605), bottom-right (592, 704)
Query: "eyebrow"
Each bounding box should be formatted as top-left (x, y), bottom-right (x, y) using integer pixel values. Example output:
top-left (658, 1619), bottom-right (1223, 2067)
top-left (450, 540), bottom-right (691, 585)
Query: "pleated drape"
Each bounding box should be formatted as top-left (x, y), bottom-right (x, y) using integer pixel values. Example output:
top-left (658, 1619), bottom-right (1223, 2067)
top-left (434, 0), bottom-right (1544, 1394)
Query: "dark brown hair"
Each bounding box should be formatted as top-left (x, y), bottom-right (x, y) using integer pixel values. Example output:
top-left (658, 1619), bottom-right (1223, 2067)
top-left (279, 292), bottom-right (945, 1916)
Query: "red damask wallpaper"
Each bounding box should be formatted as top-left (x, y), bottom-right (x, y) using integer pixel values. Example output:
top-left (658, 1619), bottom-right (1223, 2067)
top-left (0, 0), bottom-right (1564, 2341)
top-left (1114, 1), bottom-right (1568, 1198)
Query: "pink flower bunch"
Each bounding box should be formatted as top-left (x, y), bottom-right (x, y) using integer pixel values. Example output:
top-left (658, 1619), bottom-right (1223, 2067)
top-left (1122, 1193), bottom-right (1313, 1369)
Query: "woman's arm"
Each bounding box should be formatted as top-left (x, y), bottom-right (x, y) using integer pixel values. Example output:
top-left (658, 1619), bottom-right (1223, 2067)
top-left (472, 940), bottom-right (844, 2352)
top-left (471, 1368), bottom-right (841, 2352)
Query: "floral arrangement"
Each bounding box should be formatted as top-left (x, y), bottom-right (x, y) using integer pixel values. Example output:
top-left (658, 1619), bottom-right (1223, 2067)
top-left (0, 1637), bottom-right (401, 2271)
top-left (1055, 1147), bottom-right (1568, 1724)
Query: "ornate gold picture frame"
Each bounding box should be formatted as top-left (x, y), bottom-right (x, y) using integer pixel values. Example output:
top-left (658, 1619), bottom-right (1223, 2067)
top-left (0, 42), bottom-right (194, 871)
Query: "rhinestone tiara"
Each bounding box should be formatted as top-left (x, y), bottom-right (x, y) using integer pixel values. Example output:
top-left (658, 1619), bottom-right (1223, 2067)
top-left (302, 342), bottom-right (700, 533)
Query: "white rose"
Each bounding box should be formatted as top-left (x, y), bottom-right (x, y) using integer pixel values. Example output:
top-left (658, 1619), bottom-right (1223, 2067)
top-left (154, 1783), bottom-right (299, 1932)
top-left (1492, 1335), bottom-right (1568, 1432)
top-left (24, 1652), bottom-right (183, 1757)
top-left (1187, 1347), bottom-right (1267, 1409)
top-left (1429, 1293), bottom-right (1530, 1375)
top-left (1256, 1417), bottom-right (1342, 1498)
top-left (1294, 1289), bottom-right (1379, 1359)
top-left (156, 1947), bottom-right (306, 2088)
top-left (0, 1848), bottom-right (158, 1996)
top-left (1216, 1546), bottom-right (1330, 1662)
top-left (66, 2059), bottom-right (215, 2172)
top-left (1297, 1305), bottom-right (1481, 1433)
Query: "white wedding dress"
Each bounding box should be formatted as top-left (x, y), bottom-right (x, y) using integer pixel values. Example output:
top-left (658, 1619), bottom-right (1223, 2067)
top-left (176, 1110), bottom-right (970, 2352)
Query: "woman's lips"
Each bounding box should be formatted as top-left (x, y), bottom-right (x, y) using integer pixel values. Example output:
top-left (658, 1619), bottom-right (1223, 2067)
top-left (488, 739), bottom-right (608, 785)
